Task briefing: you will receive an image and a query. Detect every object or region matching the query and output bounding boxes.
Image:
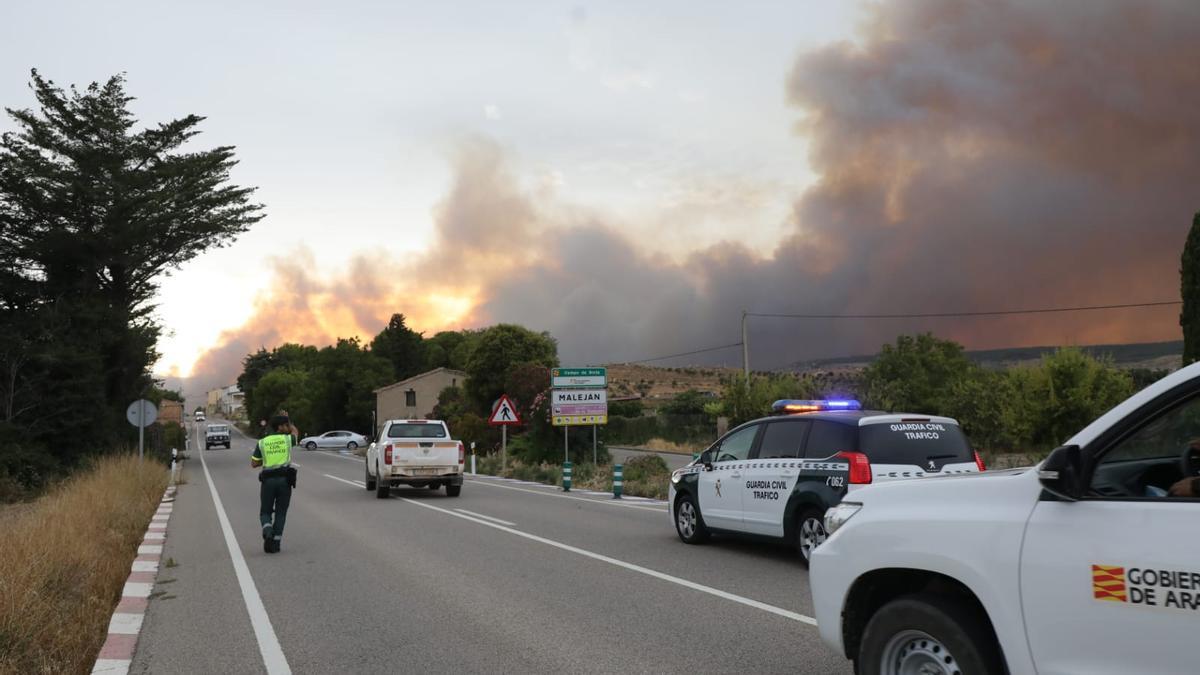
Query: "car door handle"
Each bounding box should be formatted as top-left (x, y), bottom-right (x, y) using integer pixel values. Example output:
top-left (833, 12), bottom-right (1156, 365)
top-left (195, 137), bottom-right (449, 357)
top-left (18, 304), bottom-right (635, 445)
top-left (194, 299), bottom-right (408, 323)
top-left (780, 470), bottom-right (795, 477)
top-left (731, 471), bottom-right (742, 478)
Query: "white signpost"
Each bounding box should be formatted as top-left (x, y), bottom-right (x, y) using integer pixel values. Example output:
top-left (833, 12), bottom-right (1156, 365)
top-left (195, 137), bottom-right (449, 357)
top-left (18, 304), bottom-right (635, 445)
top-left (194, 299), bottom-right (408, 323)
top-left (551, 368), bottom-right (608, 464)
top-left (126, 399), bottom-right (158, 461)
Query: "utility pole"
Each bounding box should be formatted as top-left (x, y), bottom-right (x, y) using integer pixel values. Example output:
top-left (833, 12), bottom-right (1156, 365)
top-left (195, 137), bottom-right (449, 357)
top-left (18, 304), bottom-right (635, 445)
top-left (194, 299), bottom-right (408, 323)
top-left (741, 310), bottom-right (750, 384)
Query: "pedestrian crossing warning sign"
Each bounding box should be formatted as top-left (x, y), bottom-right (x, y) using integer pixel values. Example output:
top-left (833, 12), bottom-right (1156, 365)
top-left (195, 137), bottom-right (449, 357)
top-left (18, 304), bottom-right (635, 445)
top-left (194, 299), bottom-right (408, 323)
top-left (489, 394), bottom-right (522, 426)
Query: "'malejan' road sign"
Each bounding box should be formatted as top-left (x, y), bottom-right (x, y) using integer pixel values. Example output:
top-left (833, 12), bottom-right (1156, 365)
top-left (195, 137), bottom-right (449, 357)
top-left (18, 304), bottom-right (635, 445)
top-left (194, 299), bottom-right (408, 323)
top-left (552, 367), bottom-right (606, 389)
top-left (551, 388), bottom-right (607, 416)
top-left (488, 394), bottom-right (522, 426)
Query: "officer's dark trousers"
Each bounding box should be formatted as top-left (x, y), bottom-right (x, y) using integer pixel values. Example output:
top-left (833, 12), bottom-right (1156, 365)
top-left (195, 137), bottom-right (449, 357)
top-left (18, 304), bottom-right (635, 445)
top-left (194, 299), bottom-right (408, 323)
top-left (259, 475), bottom-right (292, 539)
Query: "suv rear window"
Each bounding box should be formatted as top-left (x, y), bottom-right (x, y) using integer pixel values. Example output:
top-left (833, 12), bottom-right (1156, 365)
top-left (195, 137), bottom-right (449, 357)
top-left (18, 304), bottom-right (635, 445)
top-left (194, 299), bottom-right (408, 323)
top-left (386, 423), bottom-right (447, 439)
top-left (208, 426), bottom-right (228, 433)
top-left (859, 421), bottom-right (973, 468)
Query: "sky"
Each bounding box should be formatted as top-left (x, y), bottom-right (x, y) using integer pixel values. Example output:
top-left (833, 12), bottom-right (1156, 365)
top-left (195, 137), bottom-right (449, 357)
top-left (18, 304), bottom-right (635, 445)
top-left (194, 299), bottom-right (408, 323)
top-left (3, 0), bottom-right (1198, 398)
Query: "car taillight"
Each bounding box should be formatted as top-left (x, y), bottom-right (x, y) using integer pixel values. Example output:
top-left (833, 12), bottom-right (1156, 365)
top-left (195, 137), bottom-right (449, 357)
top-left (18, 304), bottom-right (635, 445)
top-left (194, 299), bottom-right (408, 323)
top-left (974, 450), bottom-right (986, 472)
top-left (458, 442), bottom-right (465, 465)
top-left (384, 444), bottom-right (393, 465)
top-left (835, 451), bottom-right (872, 484)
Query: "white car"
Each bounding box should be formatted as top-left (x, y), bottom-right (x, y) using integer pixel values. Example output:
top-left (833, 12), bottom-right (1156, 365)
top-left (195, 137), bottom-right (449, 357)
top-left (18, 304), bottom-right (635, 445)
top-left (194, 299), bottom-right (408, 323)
top-left (810, 365), bottom-right (1200, 675)
top-left (365, 419), bottom-right (464, 497)
top-left (668, 399), bottom-right (981, 565)
top-left (205, 424), bottom-right (231, 450)
top-left (299, 430), bottom-right (367, 451)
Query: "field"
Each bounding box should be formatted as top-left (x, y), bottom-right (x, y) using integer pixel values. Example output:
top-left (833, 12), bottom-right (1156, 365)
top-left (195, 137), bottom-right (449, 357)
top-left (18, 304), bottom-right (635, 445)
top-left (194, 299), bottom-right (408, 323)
top-left (605, 363), bottom-right (739, 400)
top-left (0, 456), bottom-right (167, 674)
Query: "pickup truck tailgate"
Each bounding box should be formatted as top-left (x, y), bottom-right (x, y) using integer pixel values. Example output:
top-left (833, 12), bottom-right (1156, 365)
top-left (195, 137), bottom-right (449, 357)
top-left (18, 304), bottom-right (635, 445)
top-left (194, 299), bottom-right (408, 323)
top-left (389, 441), bottom-right (459, 471)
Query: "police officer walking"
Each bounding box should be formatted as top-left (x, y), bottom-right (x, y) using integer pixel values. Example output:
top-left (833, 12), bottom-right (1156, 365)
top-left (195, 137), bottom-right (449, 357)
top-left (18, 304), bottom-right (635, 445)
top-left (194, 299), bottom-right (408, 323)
top-left (251, 414), bottom-right (298, 553)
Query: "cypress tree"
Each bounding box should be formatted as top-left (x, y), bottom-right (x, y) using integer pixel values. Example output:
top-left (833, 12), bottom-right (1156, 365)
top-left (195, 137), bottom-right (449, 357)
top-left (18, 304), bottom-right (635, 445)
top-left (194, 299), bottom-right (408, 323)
top-left (1181, 212), bottom-right (1200, 365)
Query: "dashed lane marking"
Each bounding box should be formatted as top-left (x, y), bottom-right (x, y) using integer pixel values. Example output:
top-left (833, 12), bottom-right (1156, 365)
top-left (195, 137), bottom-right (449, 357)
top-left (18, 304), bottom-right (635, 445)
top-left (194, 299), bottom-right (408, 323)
top-left (453, 508), bottom-right (516, 526)
top-left (318, 473), bottom-right (816, 627)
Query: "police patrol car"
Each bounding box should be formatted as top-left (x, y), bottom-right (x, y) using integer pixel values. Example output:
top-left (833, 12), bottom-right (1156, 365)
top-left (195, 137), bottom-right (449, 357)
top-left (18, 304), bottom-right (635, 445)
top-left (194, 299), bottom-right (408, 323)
top-left (810, 365), bottom-right (1200, 675)
top-left (668, 400), bottom-right (982, 565)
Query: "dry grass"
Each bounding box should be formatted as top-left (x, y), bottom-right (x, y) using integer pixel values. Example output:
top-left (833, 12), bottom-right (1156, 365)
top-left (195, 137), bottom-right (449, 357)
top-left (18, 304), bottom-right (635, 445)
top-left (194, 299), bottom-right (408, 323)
top-left (640, 438), bottom-right (705, 455)
top-left (0, 455), bottom-right (167, 675)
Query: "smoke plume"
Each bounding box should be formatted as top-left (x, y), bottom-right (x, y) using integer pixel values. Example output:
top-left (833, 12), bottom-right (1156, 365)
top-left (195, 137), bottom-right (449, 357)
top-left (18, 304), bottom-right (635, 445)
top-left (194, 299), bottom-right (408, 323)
top-left (186, 0), bottom-right (1200, 397)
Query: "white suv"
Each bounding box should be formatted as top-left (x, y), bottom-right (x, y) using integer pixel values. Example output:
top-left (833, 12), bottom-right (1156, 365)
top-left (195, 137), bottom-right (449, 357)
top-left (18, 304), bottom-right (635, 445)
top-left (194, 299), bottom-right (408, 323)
top-left (810, 366), bottom-right (1200, 675)
top-left (668, 400), bottom-right (981, 565)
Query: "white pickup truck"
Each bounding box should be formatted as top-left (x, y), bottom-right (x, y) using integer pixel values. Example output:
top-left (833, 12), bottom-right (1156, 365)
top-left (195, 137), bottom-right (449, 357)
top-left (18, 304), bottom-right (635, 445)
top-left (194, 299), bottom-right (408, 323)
top-left (810, 363), bottom-right (1200, 675)
top-left (365, 419), bottom-right (464, 498)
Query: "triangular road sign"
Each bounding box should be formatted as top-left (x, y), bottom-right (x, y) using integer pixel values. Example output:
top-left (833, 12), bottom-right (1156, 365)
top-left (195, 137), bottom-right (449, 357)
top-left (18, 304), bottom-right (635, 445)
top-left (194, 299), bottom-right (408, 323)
top-left (488, 394), bottom-right (522, 426)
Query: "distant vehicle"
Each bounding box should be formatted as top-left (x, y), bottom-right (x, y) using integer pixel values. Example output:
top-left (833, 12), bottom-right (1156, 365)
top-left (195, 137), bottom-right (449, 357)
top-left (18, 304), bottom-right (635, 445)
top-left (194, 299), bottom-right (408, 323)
top-left (668, 399), bottom-right (982, 566)
top-left (205, 424), bottom-right (231, 450)
top-left (195, 410), bottom-right (206, 422)
top-left (809, 366), bottom-right (1200, 675)
top-left (365, 419), bottom-right (464, 498)
top-left (299, 430), bottom-right (367, 451)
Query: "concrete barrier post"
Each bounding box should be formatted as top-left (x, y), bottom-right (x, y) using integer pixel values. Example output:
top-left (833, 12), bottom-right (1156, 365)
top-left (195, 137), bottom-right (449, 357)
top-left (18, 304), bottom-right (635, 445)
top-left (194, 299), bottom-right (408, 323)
top-left (613, 464), bottom-right (623, 499)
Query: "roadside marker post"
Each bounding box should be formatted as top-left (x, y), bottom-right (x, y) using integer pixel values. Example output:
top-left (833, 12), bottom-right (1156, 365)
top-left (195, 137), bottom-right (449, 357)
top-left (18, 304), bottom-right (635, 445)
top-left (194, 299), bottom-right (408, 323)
top-left (470, 442), bottom-right (476, 475)
top-left (563, 461), bottom-right (573, 492)
top-left (613, 464), bottom-right (623, 499)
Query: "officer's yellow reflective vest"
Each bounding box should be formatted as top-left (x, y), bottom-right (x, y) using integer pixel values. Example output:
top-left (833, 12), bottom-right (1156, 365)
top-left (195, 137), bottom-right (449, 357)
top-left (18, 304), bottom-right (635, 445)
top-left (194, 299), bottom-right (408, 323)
top-left (259, 433), bottom-right (292, 470)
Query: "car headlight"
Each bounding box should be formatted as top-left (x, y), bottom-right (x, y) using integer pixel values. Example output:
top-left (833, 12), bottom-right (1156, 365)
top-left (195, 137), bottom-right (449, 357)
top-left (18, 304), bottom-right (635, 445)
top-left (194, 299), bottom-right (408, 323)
top-left (670, 470), bottom-right (683, 484)
top-left (824, 502), bottom-right (862, 535)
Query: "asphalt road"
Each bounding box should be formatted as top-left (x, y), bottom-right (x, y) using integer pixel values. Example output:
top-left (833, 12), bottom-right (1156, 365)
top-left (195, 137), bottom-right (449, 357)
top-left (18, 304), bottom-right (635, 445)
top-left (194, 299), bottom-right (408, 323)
top-left (131, 420), bottom-right (850, 674)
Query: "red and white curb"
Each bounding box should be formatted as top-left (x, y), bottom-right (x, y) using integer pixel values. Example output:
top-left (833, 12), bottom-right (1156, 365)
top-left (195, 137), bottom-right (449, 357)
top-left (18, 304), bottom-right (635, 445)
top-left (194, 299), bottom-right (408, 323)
top-left (91, 484), bottom-right (177, 675)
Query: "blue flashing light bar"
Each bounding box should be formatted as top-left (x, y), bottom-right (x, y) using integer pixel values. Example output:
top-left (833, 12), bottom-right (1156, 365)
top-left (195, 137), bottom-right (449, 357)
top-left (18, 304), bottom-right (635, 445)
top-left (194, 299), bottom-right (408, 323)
top-left (771, 399), bottom-right (862, 414)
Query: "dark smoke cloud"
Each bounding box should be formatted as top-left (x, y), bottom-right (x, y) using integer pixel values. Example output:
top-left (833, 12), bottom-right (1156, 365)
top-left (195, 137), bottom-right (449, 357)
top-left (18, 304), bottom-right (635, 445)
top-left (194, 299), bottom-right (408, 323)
top-left (186, 0), bottom-right (1200, 394)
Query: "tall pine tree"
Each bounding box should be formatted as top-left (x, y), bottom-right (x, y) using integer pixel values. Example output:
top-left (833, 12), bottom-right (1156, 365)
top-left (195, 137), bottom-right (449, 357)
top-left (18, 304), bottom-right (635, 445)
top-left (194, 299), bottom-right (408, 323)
top-left (0, 70), bottom-right (263, 473)
top-left (1182, 212), bottom-right (1200, 365)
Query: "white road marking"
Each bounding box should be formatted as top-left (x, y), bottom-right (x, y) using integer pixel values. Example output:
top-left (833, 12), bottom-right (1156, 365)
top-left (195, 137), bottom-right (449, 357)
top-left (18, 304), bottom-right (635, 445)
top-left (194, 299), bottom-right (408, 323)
top-left (401, 496), bottom-right (818, 626)
top-left (198, 432), bottom-right (292, 675)
top-left (324, 474), bottom-right (363, 489)
top-left (317, 472), bottom-right (816, 626)
top-left (466, 477), bottom-right (666, 513)
top-left (453, 509), bottom-right (516, 526)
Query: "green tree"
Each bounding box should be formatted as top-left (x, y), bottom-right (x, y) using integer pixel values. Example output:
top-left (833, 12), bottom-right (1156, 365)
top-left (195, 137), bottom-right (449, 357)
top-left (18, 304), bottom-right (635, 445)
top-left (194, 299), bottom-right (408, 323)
top-left (464, 324), bottom-right (558, 412)
top-left (1182, 212), bottom-right (1200, 364)
top-left (662, 389), bottom-right (708, 415)
top-left (862, 334), bottom-right (973, 414)
top-left (370, 313), bottom-right (425, 381)
top-left (311, 338), bottom-right (392, 434)
top-left (719, 373), bottom-right (818, 426)
top-left (424, 330), bottom-right (478, 371)
top-left (250, 368), bottom-right (315, 430)
top-left (0, 70), bottom-right (261, 478)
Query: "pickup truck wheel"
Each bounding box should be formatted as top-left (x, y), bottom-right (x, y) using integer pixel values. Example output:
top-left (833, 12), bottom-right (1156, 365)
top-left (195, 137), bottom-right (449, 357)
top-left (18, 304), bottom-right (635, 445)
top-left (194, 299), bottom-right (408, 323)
top-left (796, 509), bottom-right (827, 568)
top-left (674, 493), bottom-right (709, 544)
top-left (374, 464), bottom-right (390, 499)
top-left (305, 441), bottom-right (317, 451)
top-left (446, 484), bottom-right (462, 497)
top-left (365, 462), bottom-right (376, 491)
top-left (857, 593), bottom-right (1002, 675)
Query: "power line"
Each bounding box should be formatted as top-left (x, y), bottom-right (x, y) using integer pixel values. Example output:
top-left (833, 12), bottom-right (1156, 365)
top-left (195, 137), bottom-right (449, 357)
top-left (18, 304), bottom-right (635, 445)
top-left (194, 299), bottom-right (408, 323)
top-left (620, 342), bottom-right (743, 365)
top-left (745, 300), bottom-right (1181, 320)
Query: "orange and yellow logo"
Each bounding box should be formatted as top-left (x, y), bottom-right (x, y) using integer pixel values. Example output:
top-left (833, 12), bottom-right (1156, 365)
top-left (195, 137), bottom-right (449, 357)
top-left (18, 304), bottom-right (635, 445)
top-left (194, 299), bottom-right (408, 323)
top-left (1092, 564), bottom-right (1128, 602)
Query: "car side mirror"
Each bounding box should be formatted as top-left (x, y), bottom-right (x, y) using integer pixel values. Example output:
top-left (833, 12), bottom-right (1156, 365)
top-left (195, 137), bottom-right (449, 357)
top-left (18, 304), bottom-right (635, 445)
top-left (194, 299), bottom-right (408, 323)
top-left (699, 449), bottom-right (714, 471)
top-left (1039, 444), bottom-right (1085, 501)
